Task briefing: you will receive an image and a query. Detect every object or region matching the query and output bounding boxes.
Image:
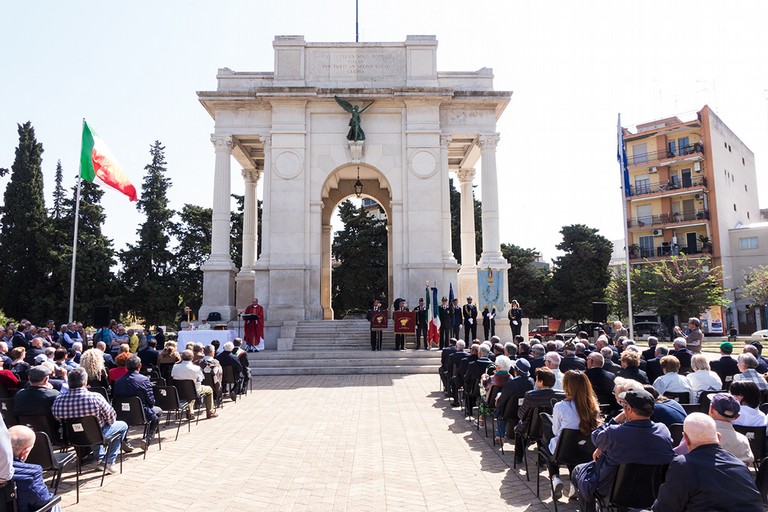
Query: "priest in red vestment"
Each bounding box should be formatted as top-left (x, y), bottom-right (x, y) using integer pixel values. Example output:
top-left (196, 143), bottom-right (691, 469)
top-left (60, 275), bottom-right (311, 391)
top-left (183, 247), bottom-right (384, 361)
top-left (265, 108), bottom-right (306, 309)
top-left (244, 298), bottom-right (265, 352)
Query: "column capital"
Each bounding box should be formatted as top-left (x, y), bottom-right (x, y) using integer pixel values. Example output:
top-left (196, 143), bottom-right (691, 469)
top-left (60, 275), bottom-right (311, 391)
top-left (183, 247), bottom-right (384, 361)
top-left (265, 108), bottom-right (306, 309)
top-left (259, 133), bottom-right (272, 149)
top-left (440, 134), bottom-right (452, 149)
top-left (210, 134), bottom-right (233, 152)
top-left (478, 133), bottom-right (500, 150)
top-left (241, 168), bottom-right (261, 184)
top-left (457, 167), bottom-right (475, 183)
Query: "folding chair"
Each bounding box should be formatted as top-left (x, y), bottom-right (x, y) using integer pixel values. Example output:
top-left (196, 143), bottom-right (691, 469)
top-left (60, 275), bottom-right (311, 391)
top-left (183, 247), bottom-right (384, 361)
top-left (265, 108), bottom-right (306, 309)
top-left (699, 389), bottom-right (724, 411)
top-left (681, 403), bottom-right (702, 415)
top-left (662, 391), bottom-right (690, 403)
top-left (202, 371), bottom-right (222, 409)
top-left (500, 395), bottom-right (524, 457)
top-left (152, 385), bottom-right (190, 440)
top-left (26, 430), bottom-right (76, 494)
top-left (221, 366), bottom-right (240, 402)
top-left (668, 423), bottom-right (684, 447)
top-left (734, 425), bottom-right (767, 471)
top-left (112, 396), bottom-right (161, 459)
top-left (63, 416), bottom-right (124, 503)
top-left (174, 380), bottom-right (203, 426)
top-left (539, 424), bottom-right (596, 511)
top-left (516, 406), bottom-right (549, 481)
top-left (17, 415), bottom-right (64, 447)
top-left (87, 386), bottom-right (110, 401)
top-left (596, 463), bottom-right (668, 511)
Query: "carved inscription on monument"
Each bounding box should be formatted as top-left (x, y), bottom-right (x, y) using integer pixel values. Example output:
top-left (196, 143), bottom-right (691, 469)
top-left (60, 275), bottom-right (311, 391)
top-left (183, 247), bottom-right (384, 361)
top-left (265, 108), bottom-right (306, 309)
top-left (307, 48), bottom-right (406, 82)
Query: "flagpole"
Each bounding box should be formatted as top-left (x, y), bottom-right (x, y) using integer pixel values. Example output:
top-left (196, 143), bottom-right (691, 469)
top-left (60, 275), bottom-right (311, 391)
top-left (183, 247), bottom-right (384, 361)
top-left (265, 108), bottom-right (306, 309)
top-left (617, 114), bottom-right (634, 337)
top-left (68, 119), bottom-right (85, 323)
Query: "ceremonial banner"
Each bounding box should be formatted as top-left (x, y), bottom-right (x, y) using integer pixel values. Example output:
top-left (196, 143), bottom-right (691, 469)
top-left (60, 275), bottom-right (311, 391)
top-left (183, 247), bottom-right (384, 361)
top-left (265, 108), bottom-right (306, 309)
top-left (394, 311), bottom-right (416, 334)
top-left (369, 310), bottom-right (388, 331)
top-left (477, 267), bottom-right (504, 312)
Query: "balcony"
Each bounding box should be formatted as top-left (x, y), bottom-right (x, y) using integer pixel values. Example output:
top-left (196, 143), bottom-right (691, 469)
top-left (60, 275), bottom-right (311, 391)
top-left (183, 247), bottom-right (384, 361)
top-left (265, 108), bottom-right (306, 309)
top-left (629, 143), bottom-right (704, 166)
top-left (628, 176), bottom-right (707, 197)
top-left (630, 244), bottom-right (703, 260)
top-left (627, 210), bottom-right (709, 228)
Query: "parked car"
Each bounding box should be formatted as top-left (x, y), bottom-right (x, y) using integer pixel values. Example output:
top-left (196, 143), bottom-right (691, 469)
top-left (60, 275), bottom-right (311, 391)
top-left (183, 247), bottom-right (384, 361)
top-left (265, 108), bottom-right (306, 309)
top-left (562, 322), bottom-right (605, 341)
top-left (633, 321), bottom-right (669, 340)
top-left (528, 325), bottom-right (557, 339)
top-left (751, 329), bottom-right (768, 343)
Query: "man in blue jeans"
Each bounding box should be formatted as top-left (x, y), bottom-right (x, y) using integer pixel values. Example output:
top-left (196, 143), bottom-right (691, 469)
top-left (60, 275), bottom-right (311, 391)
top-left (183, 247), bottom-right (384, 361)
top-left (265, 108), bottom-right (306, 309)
top-left (52, 367), bottom-right (130, 474)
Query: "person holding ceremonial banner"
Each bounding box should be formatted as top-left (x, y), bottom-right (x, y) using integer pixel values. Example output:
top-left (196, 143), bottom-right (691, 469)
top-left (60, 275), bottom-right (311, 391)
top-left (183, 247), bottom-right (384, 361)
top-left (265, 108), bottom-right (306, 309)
top-left (367, 299), bottom-right (387, 351)
top-left (243, 298), bottom-right (265, 352)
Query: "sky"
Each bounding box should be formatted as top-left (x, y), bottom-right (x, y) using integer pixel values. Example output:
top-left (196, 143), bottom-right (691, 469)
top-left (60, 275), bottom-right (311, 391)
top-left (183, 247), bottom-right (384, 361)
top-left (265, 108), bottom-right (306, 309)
top-left (1, 1), bottom-right (767, 264)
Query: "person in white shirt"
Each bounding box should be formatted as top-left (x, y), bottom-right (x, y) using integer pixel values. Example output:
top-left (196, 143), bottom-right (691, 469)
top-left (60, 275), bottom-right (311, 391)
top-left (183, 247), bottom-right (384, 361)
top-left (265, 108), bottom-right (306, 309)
top-left (171, 350), bottom-right (217, 419)
top-left (653, 355), bottom-right (693, 403)
top-left (687, 354), bottom-right (723, 403)
top-left (729, 380), bottom-right (767, 428)
top-left (544, 351), bottom-right (563, 391)
top-left (197, 320), bottom-right (212, 330)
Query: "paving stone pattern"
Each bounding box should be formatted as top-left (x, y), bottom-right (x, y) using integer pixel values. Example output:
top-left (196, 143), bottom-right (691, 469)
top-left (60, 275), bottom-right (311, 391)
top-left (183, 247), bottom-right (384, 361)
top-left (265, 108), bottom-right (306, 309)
top-left (59, 375), bottom-right (575, 511)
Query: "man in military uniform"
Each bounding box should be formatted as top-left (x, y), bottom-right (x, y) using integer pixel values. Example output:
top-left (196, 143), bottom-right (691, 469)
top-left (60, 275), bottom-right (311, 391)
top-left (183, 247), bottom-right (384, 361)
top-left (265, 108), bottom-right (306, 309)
top-left (438, 297), bottom-right (452, 349)
top-left (463, 296), bottom-right (478, 344)
top-left (413, 298), bottom-right (428, 350)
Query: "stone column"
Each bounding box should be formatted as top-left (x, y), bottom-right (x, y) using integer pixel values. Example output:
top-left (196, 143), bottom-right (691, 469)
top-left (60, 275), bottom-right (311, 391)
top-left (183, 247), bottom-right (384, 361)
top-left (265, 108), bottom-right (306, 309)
top-left (457, 167), bottom-right (478, 301)
top-left (478, 133), bottom-right (505, 265)
top-left (200, 134), bottom-right (238, 322)
top-left (321, 222), bottom-right (333, 319)
top-left (235, 167), bottom-right (260, 310)
top-left (440, 134), bottom-right (456, 264)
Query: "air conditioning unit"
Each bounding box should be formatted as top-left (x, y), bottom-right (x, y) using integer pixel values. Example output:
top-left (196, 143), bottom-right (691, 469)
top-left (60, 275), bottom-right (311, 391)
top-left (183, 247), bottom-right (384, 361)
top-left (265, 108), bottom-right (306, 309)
top-left (694, 162), bottom-right (701, 172)
top-left (694, 193), bottom-right (703, 200)
top-left (652, 229), bottom-right (663, 237)
top-left (648, 166), bottom-right (658, 173)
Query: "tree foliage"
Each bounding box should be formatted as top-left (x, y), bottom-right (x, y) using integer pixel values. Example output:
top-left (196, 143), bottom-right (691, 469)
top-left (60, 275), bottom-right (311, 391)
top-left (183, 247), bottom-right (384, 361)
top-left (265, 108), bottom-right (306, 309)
top-left (0, 122), bottom-right (55, 321)
top-left (52, 160), bottom-right (65, 220)
top-left (172, 204), bottom-right (212, 315)
top-left (501, 243), bottom-right (550, 318)
top-left (549, 224), bottom-right (612, 321)
top-left (741, 265), bottom-right (768, 307)
top-left (332, 200), bottom-right (387, 317)
top-left (119, 141), bottom-right (178, 327)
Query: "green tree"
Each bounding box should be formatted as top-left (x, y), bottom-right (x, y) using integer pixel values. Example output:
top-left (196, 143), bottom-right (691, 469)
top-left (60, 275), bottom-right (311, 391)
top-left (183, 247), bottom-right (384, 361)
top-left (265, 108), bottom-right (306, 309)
top-left (51, 160), bottom-right (66, 221)
top-left (230, 194), bottom-right (244, 267)
top-left (55, 180), bottom-right (119, 323)
top-left (331, 200), bottom-right (387, 317)
top-left (449, 177), bottom-right (483, 264)
top-left (743, 265), bottom-right (768, 308)
top-left (549, 224), bottom-right (613, 321)
top-left (119, 141), bottom-right (177, 327)
top-left (0, 122), bottom-right (54, 321)
top-left (173, 204), bottom-right (212, 315)
top-left (501, 243), bottom-right (550, 318)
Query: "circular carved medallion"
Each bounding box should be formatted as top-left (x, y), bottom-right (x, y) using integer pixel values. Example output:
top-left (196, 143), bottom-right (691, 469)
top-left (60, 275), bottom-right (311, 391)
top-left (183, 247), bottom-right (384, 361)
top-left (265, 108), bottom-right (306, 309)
top-left (274, 151), bottom-right (303, 180)
top-left (409, 150), bottom-right (437, 179)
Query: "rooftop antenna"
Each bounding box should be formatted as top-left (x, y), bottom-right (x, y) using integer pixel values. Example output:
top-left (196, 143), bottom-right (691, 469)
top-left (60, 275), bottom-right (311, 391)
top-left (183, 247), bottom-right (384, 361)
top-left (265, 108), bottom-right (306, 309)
top-left (355, 0), bottom-right (359, 42)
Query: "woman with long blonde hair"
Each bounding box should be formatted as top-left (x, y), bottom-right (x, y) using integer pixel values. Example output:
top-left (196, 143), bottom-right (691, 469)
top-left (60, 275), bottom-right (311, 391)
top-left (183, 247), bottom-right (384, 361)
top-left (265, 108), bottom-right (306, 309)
top-left (547, 370), bottom-right (602, 500)
top-left (80, 348), bottom-right (110, 390)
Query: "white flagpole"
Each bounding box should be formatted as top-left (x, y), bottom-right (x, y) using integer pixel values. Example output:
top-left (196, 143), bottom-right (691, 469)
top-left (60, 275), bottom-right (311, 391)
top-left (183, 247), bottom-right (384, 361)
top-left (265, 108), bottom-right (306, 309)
top-left (68, 119), bottom-right (85, 323)
top-left (617, 114), bottom-right (634, 337)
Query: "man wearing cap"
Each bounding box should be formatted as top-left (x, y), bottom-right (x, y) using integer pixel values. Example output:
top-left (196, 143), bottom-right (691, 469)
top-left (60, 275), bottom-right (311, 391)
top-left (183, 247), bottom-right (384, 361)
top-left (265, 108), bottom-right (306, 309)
top-left (572, 388), bottom-right (675, 511)
top-left (413, 298), bottom-right (429, 350)
top-left (494, 358), bottom-right (534, 444)
top-left (673, 317), bottom-right (704, 354)
top-left (462, 296), bottom-right (478, 344)
top-left (673, 393), bottom-right (753, 465)
top-left (438, 297), bottom-right (452, 350)
top-left (654, 412), bottom-right (762, 511)
top-left (13, 366), bottom-right (61, 442)
top-left (560, 342), bottom-right (587, 372)
top-left (710, 342), bottom-right (739, 388)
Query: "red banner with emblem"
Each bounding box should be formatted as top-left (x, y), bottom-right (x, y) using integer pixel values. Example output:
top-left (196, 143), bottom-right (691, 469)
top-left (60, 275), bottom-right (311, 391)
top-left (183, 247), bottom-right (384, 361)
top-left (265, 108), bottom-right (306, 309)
top-left (369, 310), bottom-right (388, 331)
top-left (394, 311), bottom-right (416, 334)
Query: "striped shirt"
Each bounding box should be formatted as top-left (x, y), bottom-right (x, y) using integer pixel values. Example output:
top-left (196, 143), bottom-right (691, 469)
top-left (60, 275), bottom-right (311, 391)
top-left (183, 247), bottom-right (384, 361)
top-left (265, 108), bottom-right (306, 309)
top-left (51, 387), bottom-right (116, 429)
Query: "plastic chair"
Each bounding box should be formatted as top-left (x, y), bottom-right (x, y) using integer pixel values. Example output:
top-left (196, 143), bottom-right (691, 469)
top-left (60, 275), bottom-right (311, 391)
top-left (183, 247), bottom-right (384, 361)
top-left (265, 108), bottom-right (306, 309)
top-left (26, 430), bottom-right (76, 494)
top-left (699, 390), bottom-right (724, 410)
top-left (87, 386), bottom-right (109, 401)
top-left (152, 385), bottom-right (190, 440)
top-left (663, 391), bottom-right (690, 403)
top-left (597, 463), bottom-right (668, 510)
top-left (173, 380), bottom-right (203, 426)
top-left (221, 365), bottom-right (240, 402)
top-left (681, 403), bottom-right (702, 415)
top-left (201, 371), bottom-right (222, 408)
top-left (63, 416), bottom-right (124, 502)
top-left (539, 423), bottom-right (596, 511)
top-left (0, 480), bottom-right (61, 512)
top-left (17, 415), bottom-right (63, 447)
top-left (500, 395), bottom-right (524, 457)
top-left (734, 425), bottom-right (767, 470)
top-left (112, 396), bottom-right (161, 459)
top-left (756, 457), bottom-right (768, 506)
top-left (668, 423), bottom-right (684, 447)
top-left (759, 403), bottom-right (768, 416)
top-left (516, 405), bottom-right (549, 481)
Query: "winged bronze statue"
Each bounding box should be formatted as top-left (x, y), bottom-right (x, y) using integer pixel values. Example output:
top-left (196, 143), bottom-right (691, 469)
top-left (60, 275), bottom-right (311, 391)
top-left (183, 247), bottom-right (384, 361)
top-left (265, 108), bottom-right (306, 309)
top-left (335, 96), bottom-right (373, 141)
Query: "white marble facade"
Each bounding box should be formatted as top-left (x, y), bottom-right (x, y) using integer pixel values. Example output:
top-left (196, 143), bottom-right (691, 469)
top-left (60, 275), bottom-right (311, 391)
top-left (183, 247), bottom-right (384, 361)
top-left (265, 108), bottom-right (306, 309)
top-left (198, 35), bottom-right (512, 346)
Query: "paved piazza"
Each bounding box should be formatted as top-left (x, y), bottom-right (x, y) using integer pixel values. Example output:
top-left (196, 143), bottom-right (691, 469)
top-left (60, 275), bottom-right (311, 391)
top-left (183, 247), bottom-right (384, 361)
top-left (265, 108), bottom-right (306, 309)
top-left (58, 374), bottom-right (571, 511)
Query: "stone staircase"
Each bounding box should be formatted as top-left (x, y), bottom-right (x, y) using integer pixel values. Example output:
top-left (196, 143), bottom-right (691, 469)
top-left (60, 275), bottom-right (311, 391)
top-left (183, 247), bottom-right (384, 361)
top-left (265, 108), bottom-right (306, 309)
top-left (246, 319), bottom-right (442, 375)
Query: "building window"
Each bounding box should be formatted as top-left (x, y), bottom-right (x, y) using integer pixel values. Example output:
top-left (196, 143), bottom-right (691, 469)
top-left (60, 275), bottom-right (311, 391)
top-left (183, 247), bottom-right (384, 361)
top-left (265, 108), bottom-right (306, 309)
top-left (632, 143), bottom-right (648, 164)
top-left (635, 177), bottom-right (651, 195)
top-left (739, 237), bottom-right (758, 250)
top-left (679, 137), bottom-right (690, 154)
top-left (638, 236), bottom-right (655, 258)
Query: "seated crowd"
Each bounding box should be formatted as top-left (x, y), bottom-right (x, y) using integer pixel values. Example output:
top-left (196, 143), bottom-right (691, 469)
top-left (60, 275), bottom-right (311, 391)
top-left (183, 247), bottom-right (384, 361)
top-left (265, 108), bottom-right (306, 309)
top-left (438, 321), bottom-right (767, 511)
top-left (0, 317), bottom-right (251, 509)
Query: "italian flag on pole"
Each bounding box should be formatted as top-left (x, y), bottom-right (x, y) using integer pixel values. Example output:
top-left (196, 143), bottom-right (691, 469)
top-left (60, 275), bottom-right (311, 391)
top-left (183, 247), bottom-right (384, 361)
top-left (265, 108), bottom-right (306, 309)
top-left (427, 286), bottom-right (440, 347)
top-left (80, 121), bottom-right (138, 201)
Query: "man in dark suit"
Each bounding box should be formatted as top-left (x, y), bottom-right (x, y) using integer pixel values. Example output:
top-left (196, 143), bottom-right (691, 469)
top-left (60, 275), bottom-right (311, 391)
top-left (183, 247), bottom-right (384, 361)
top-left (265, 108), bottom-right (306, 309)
top-left (450, 298), bottom-right (462, 339)
top-left (13, 366), bottom-right (61, 442)
top-left (600, 347), bottom-right (622, 375)
top-left (413, 298), bottom-right (428, 350)
top-left (438, 297), bottom-right (452, 349)
top-left (367, 299), bottom-right (384, 351)
top-left (670, 338), bottom-right (693, 372)
top-left (440, 337), bottom-right (457, 394)
top-left (463, 296), bottom-right (478, 344)
top-left (216, 342), bottom-right (244, 399)
top-left (514, 367), bottom-right (565, 463)
top-left (710, 342), bottom-right (739, 386)
top-left (529, 344), bottom-right (546, 372)
top-left (23, 338), bottom-right (45, 365)
top-left (646, 345), bottom-right (668, 384)
top-left (464, 345), bottom-right (493, 416)
top-left (137, 339), bottom-right (160, 368)
top-left (586, 353), bottom-right (617, 410)
top-left (560, 342), bottom-right (587, 372)
top-left (113, 355), bottom-right (161, 451)
top-left (448, 341), bottom-right (468, 406)
top-left (642, 336), bottom-right (659, 362)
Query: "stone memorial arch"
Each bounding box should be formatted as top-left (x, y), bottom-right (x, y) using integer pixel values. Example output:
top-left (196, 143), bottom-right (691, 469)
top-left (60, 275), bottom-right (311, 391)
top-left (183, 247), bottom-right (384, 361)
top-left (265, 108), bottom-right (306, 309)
top-left (197, 35), bottom-right (512, 347)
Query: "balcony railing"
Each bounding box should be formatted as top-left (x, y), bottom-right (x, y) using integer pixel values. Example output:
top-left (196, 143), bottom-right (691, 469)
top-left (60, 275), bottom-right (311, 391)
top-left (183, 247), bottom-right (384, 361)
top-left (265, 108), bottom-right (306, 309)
top-left (628, 176), bottom-right (707, 197)
top-left (630, 244), bottom-right (703, 260)
top-left (627, 210), bottom-right (709, 228)
top-left (629, 143), bottom-right (704, 165)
